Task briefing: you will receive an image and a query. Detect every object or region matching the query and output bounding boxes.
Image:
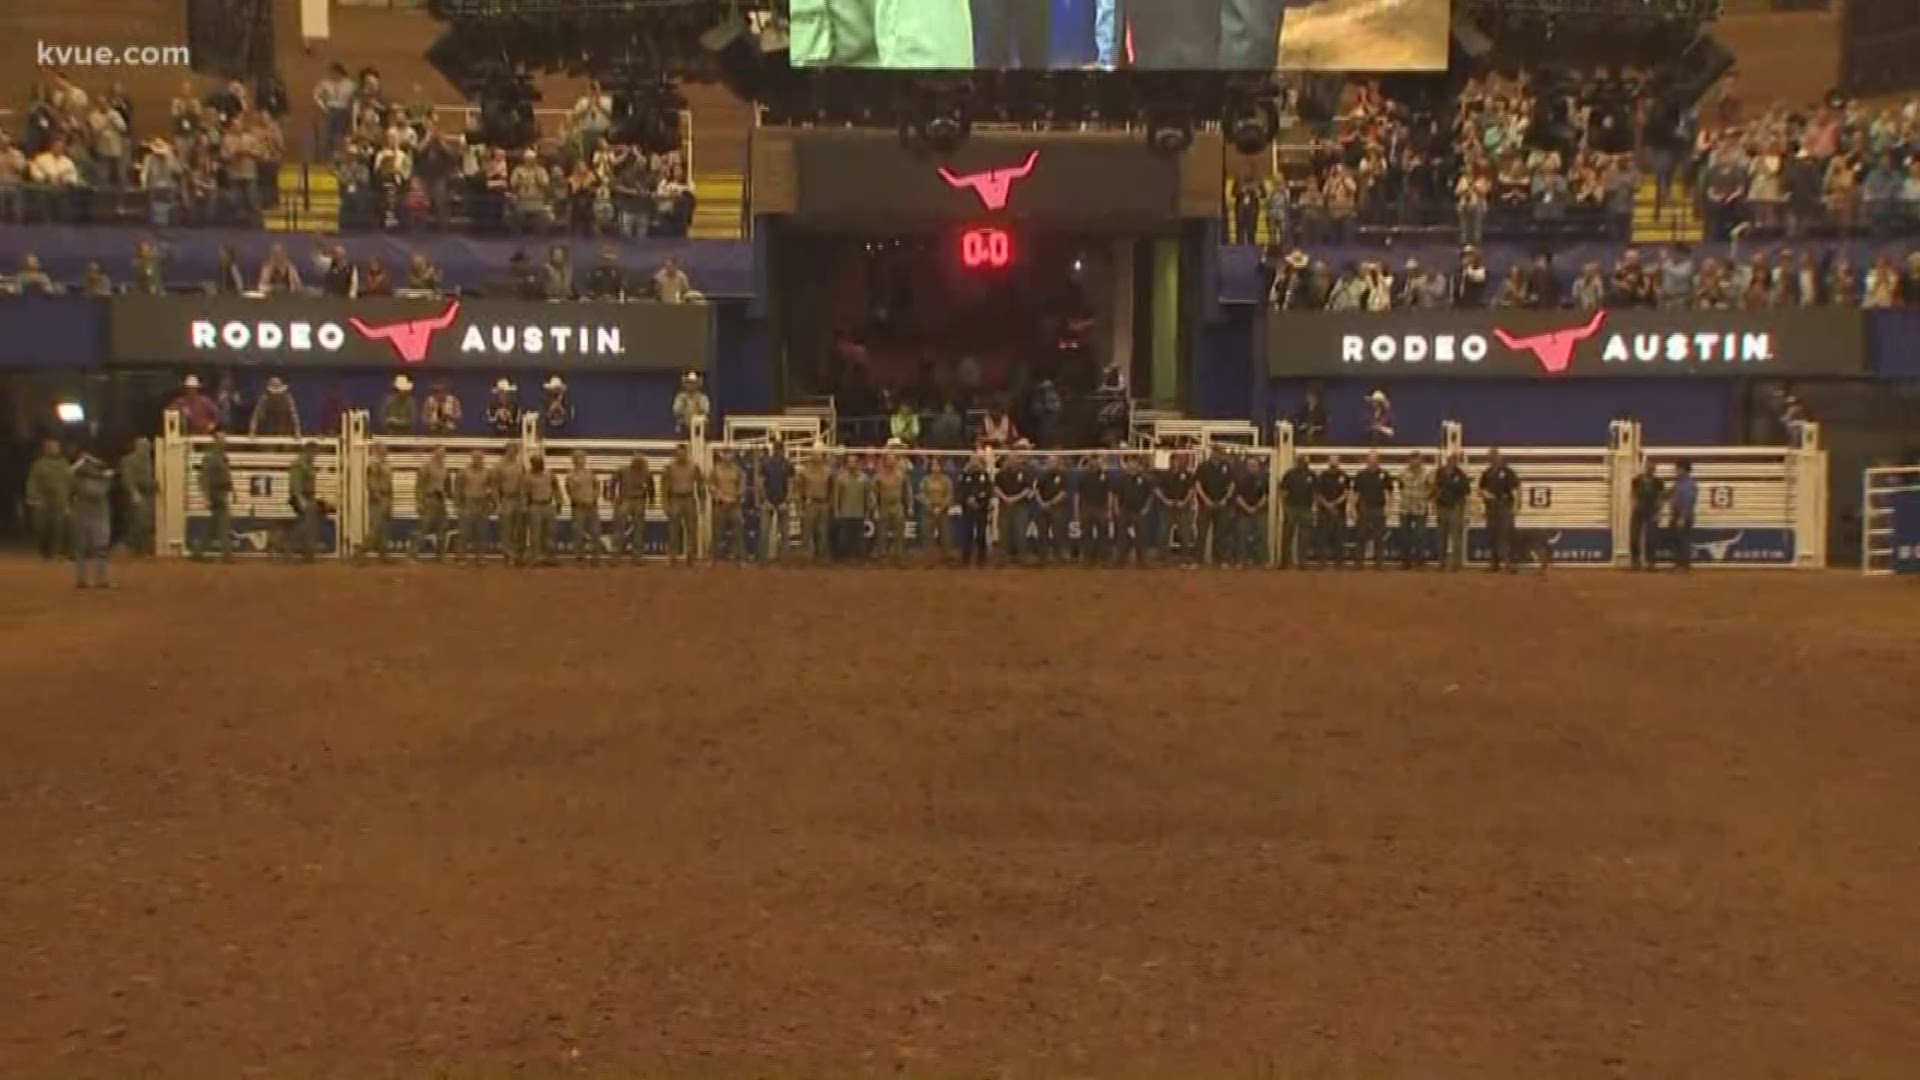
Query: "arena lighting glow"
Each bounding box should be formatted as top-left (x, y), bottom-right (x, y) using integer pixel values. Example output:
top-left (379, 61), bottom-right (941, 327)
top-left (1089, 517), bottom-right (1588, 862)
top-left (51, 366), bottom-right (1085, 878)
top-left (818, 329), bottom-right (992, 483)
top-left (55, 401), bottom-right (86, 424)
top-left (959, 227), bottom-right (1013, 270)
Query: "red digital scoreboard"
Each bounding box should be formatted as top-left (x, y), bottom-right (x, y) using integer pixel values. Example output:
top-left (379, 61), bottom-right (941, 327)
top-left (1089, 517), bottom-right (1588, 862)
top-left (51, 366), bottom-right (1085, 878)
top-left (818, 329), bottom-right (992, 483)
top-left (959, 227), bottom-right (1013, 270)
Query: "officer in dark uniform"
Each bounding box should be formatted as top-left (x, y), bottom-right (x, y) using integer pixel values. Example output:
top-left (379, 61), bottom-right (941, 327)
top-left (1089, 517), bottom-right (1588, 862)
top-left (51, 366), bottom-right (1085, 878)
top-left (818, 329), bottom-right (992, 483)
top-left (1156, 453), bottom-right (1199, 566)
top-left (956, 453), bottom-right (993, 567)
top-left (1433, 452), bottom-right (1473, 570)
top-left (1477, 447), bottom-right (1523, 573)
top-left (1032, 455), bottom-right (1071, 565)
top-left (1277, 456), bottom-right (1316, 569)
top-left (1076, 456), bottom-right (1115, 567)
top-left (1312, 457), bottom-right (1353, 568)
top-left (1232, 454), bottom-right (1270, 567)
top-left (1115, 456), bottom-right (1157, 567)
top-left (1351, 450), bottom-right (1395, 569)
top-left (992, 448), bottom-right (1035, 566)
top-left (1629, 458), bottom-right (1666, 570)
top-left (1193, 446), bottom-right (1238, 567)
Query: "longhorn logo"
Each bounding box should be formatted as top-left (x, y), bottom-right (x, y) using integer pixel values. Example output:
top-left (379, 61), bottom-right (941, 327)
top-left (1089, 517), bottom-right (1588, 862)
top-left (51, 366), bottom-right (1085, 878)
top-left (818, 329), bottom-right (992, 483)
top-left (1491, 310), bottom-right (1608, 374)
top-left (938, 151), bottom-right (1040, 211)
top-left (348, 301), bottom-right (462, 364)
top-left (1693, 530), bottom-right (1744, 562)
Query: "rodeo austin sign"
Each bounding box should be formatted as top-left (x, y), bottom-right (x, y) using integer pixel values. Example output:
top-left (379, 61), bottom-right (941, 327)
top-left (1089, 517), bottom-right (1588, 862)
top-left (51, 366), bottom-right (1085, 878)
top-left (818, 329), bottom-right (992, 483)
top-left (1267, 308), bottom-right (1867, 378)
top-left (107, 295), bottom-right (714, 372)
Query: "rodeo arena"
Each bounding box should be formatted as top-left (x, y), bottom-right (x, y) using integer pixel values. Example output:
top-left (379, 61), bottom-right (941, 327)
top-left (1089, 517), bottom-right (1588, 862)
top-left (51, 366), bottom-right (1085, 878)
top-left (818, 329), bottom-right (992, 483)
top-left (5, 0), bottom-right (1920, 1076)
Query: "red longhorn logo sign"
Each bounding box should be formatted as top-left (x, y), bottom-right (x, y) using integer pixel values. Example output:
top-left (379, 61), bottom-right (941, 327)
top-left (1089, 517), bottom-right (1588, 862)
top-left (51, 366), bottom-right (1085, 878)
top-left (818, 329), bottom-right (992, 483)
top-left (938, 151), bottom-right (1040, 211)
top-left (348, 301), bottom-right (462, 364)
top-left (1491, 310), bottom-right (1608, 374)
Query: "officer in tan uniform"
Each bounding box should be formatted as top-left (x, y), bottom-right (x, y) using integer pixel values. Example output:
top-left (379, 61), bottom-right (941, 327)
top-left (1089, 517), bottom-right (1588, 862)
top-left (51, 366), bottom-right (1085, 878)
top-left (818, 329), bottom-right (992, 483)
top-left (362, 442), bottom-right (395, 562)
top-left (872, 441), bottom-right (912, 564)
top-left (796, 451), bottom-right (834, 563)
top-left (415, 445), bottom-right (452, 560)
top-left (492, 441), bottom-right (529, 565)
top-left (615, 452), bottom-right (653, 564)
top-left (661, 444), bottom-right (704, 566)
top-left (709, 449), bottom-right (746, 564)
top-left (565, 449), bottom-right (602, 565)
top-left (524, 454), bottom-right (559, 566)
top-left (456, 448), bottom-right (493, 563)
top-left (918, 456), bottom-right (955, 566)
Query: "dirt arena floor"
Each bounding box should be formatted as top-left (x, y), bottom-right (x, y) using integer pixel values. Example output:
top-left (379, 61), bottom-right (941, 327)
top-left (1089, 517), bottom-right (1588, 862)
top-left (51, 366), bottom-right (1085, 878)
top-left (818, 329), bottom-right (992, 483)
top-left (2, 558), bottom-right (1916, 1079)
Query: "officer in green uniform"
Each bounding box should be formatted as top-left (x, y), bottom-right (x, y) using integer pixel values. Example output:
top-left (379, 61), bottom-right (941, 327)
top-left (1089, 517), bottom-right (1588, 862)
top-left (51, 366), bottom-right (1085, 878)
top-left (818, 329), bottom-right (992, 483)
top-left (119, 437), bottom-right (156, 557)
top-left (492, 442), bottom-right (529, 565)
top-left (196, 432), bottom-right (234, 562)
top-left (1114, 455), bottom-right (1156, 568)
top-left (830, 454), bottom-right (875, 563)
top-left (918, 458), bottom-right (955, 566)
top-left (456, 449), bottom-right (493, 563)
top-left (565, 449), bottom-right (602, 565)
top-left (797, 452), bottom-right (834, 563)
top-left (27, 439), bottom-right (72, 560)
top-left (288, 441), bottom-right (322, 562)
top-left (525, 454), bottom-right (559, 566)
top-left (661, 444), bottom-right (704, 566)
top-left (1032, 455), bottom-right (1071, 565)
top-left (790, 0), bottom-right (974, 69)
top-left (710, 449), bottom-right (747, 563)
top-left (415, 445), bottom-right (452, 560)
top-left (872, 445), bottom-right (912, 564)
top-left (615, 452), bottom-right (653, 563)
top-left (1076, 457), bottom-right (1114, 567)
top-left (363, 442), bottom-right (395, 562)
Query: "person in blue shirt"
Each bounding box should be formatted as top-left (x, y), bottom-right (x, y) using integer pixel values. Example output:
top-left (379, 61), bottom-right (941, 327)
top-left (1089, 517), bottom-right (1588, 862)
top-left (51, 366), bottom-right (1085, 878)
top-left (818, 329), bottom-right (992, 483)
top-left (1668, 460), bottom-right (1698, 571)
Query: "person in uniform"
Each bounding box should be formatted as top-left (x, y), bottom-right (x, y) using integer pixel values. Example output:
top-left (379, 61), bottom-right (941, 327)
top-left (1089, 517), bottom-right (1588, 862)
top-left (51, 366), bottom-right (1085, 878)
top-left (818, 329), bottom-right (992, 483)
top-left (456, 448), bottom-right (493, 563)
top-left (415, 445), bottom-right (452, 560)
top-left (288, 441), bottom-right (323, 562)
top-left (918, 456), bottom-right (955, 566)
top-left (1433, 451), bottom-right (1472, 571)
top-left (119, 437), bottom-right (155, 557)
top-left (1114, 455), bottom-right (1157, 568)
top-left (492, 442), bottom-right (529, 565)
top-left (1629, 458), bottom-right (1666, 570)
top-left (1156, 452), bottom-right (1199, 567)
top-left (830, 453), bottom-right (875, 564)
top-left (614, 452), bottom-right (654, 563)
top-left (27, 439), bottom-right (72, 560)
top-left (486, 379), bottom-right (521, 437)
top-left (196, 432), bottom-right (234, 562)
top-left (1312, 457), bottom-right (1352, 568)
top-left (758, 443), bottom-right (794, 564)
top-left (661, 443), bottom-right (704, 566)
top-left (1277, 455), bottom-right (1315, 569)
top-left (992, 445), bottom-right (1035, 566)
top-left (872, 444), bottom-right (912, 565)
top-left (797, 451), bottom-right (834, 563)
top-left (710, 449), bottom-right (747, 564)
top-left (1477, 447), bottom-right (1522, 573)
top-left (525, 454), bottom-right (560, 566)
top-left (1397, 450), bottom-right (1434, 569)
top-left (362, 441), bottom-right (395, 562)
top-left (380, 375), bottom-right (417, 435)
top-left (1232, 453), bottom-right (1269, 567)
top-left (565, 449), bottom-right (602, 565)
top-left (70, 449), bottom-right (115, 589)
top-left (956, 452), bottom-right (993, 567)
top-left (1194, 446), bottom-right (1237, 567)
top-left (1668, 460), bottom-right (1698, 571)
top-left (1076, 456), bottom-right (1114, 567)
top-left (1032, 453), bottom-right (1071, 565)
top-left (1351, 450), bottom-right (1394, 569)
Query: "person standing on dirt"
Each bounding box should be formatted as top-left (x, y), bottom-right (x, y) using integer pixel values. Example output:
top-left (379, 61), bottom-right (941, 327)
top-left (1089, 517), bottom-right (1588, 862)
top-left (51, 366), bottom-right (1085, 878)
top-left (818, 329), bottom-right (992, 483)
top-left (69, 449), bottom-right (116, 589)
top-left (662, 444), bottom-right (704, 567)
top-left (1668, 460), bottom-right (1698, 572)
top-left (614, 452), bottom-right (653, 564)
top-left (1629, 458), bottom-right (1666, 570)
top-left (1076, 456), bottom-right (1115, 567)
top-left (1156, 452), bottom-right (1199, 567)
top-left (956, 452), bottom-right (993, 567)
top-left (757, 444), bottom-right (793, 564)
top-left (710, 449), bottom-right (747, 564)
top-left (362, 442), bottom-right (394, 562)
top-left (830, 453), bottom-right (875, 564)
top-left (1433, 452), bottom-right (1472, 571)
top-left (456, 449), bottom-right (493, 563)
top-left (524, 455), bottom-right (559, 566)
top-left (1477, 448), bottom-right (1522, 573)
top-left (196, 432), bottom-right (234, 562)
top-left (288, 441), bottom-right (322, 563)
top-left (918, 457), bottom-right (955, 565)
top-left (1352, 450), bottom-right (1394, 569)
top-left (873, 446), bottom-right (912, 565)
top-left (1233, 454), bottom-right (1269, 567)
top-left (1397, 450), bottom-right (1434, 569)
top-left (493, 442), bottom-right (529, 566)
top-left (992, 445), bottom-right (1035, 566)
top-left (1194, 445), bottom-right (1237, 567)
top-left (565, 449), bottom-right (602, 565)
top-left (1031, 454), bottom-right (1071, 566)
top-left (1312, 457), bottom-right (1352, 569)
top-left (797, 452), bottom-right (834, 563)
top-left (27, 439), bottom-right (72, 560)
top-left (1114, 456), bottom-right (1157, 568)
top-left (119, 438), bottom-right (156, 558)
top-left (415, 445), bottom-right (452, 561)
top-left (1277, 456), bottom-right (1315, 569)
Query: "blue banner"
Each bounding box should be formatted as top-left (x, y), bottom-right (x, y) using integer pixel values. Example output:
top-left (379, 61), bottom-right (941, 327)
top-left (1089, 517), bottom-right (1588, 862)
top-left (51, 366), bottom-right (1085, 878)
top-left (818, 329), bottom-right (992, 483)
top-left (1892, 488), bottom-right (1920, 574)
top-left (1870, 311), bottom-right (1920, 378)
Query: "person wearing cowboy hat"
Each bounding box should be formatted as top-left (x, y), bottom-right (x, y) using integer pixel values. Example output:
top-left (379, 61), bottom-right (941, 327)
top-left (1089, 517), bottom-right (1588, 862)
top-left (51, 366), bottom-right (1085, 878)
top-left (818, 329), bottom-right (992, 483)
top-left (172, 374), bottom-right (219, 435)
top-left (422, 379), bottom-right (463, 436)
top-left (138, 137), bottom-right (183, 228)
top-left (672, 371), bottom-right (709, 439)
top-left (248, 375), bottom-right (301, 437)
top-left (486, 378), bottom-right (521, 437)
top-left (380, 374), bottom-right (417, 435)
top-left (1364, 387), bottom-right (1395, 446)
top-left (541, 376), bottom-right (573, 435)
top-left (1269, 248), bottom-right (1311, 309)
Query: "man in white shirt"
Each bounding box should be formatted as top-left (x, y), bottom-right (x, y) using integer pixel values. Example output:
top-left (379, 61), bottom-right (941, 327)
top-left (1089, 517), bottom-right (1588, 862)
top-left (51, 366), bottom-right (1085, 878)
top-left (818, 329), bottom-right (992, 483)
top-left (571, 80), bottom-right (613, 150)
top-left (652, 257), bottom-right (691, 303)
top-left (28, 136), bottom-right (81, 221)
top-left (88, 103), bottom-right (130, 187)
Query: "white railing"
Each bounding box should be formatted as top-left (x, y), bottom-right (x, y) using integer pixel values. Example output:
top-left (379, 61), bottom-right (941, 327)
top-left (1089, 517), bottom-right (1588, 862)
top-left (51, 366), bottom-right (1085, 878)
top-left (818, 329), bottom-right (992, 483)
top-left (1862, 465), bottom-right (1920, 576)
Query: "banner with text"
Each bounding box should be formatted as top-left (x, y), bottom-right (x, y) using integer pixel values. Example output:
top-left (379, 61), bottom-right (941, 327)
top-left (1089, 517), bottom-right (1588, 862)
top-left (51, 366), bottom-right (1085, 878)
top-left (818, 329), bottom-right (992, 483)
top-left (107, 296), bottom-right (713, 373)
top-left (1268, 308), bottom-right (1867, 379)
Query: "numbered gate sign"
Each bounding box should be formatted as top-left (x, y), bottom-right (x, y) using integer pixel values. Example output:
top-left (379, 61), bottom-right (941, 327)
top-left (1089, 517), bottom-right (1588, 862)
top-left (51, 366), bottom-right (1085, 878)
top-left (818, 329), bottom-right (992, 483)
top-left (1527, 487), bottom-right (1553, 509)
top-left (1709, 485), bottom-right (1735, 509)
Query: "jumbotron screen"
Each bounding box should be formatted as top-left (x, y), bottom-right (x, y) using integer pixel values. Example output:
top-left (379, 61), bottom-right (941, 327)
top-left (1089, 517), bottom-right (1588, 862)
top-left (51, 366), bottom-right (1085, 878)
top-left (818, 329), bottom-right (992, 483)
top-left (788, 0), bottom-right (1448, 72)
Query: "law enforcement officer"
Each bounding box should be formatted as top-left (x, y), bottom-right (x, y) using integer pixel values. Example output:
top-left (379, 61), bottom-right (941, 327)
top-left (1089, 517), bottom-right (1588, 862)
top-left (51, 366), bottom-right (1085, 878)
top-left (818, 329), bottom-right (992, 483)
top-left (1434, 451), bottom-right (1472, 571)
top-left (1351, 450), bottom-right (1394, 569)
top-left (196, 432), bottom-right (234, 562)
top-left (1032, 453), bottom-right (1071, 565)
top-left (1232, 454), bottom-right (1270, 567)
top-left (1478, 447), bottom-right (1523, 573)
top-left (1668, 460), bottom-right (1698, 571)
top-left (614, 452), bottom-right (654, 564)
top-left (992, 445), bottom-right (1035, 566)
top-left (710, 449), bottom-right (747, 564)
top-left (565, 449), bottom-right (602, 565)
top-left (1194, 445), bottom-right (1237, 567)
top-left (918, 456), bottom-right (956, 566)
top-left (70, 449), bottom-right (115, 589)
top-left (873, 444), bottom-right (912, 565)
top-left (758, 443), bottom-right (794, 564)
top-left (362, 442), bottom-right (395, 562)
top-left (456, 448), bottom-right (493, 563)
top-left (289, 440), bottom-right (323, 562)
top-left (525, 454), bottom-right (559, 565)
top-left (119, 437), bottom-right (156, 557)
top-left (493, 441), bottom-right (529, 565)
top-left (26, 439), bottom-right (71, 560)
top-left (662, 444), bottom-right (704, 566)
top-left (1629, 458), bottom-right (1666, 570)
top-left (830, 452), bottom-right (875, 564)
top-left (1277, 455), bottom-right (1315, 569)
top-left (415, 445), bottom-right (452, 560)
top-left (1114, 455), bottom-right (1157, 568)
top-left (956, 452), bottom-right (993, 567)
top-left (1156, 452), bottom-right (1199, 567)
top-left (1312, 457), bottom-right (1352, 568)
top-left (1397, 450), bottom-right (1434, 569)
top-left (797, 451), bottom-right (834, 563)
top-left (1076, 456), bottom-right (1114, 567)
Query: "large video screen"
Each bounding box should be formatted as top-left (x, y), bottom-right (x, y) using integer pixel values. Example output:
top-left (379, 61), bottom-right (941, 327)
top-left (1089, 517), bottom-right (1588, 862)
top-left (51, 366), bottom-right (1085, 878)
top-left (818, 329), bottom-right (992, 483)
top-left (789, 0), bottom-right (1449, 72)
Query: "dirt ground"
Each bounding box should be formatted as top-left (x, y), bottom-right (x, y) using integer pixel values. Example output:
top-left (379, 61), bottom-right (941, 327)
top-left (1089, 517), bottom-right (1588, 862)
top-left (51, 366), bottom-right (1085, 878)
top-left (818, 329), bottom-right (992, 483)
top-left (1, 559), bottom-right (1916, 1079)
